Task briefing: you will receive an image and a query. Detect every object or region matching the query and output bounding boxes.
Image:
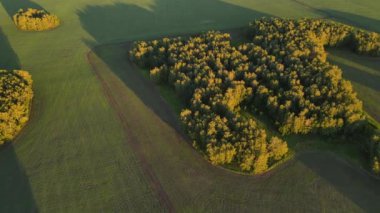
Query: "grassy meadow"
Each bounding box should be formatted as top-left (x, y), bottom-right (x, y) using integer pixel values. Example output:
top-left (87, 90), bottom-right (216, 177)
top-left (0, 0), bottom-right (379, 211)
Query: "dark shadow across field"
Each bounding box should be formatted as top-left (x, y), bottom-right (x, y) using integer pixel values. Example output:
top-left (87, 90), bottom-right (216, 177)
top-left (328, 50), bottom-right (380, 92)
top-left (299, 152), bottom-right (380, 212)
top-left (78, 0), bottom-right (270, 132)
top-left (327, 47), bottom-right (380, 122)
top-left (79, 1), bottom-right (380, 211)
top-left (0, 28), bottom-right (20, 69)
top-left (1, 0), bottom-right (45, 19)
top-left (292, 0), bottom-right (380, 32)
top-left (78, 0), bottom-right (271, 44)
top-left (0, 145), bottom-right (38, 212)
top-left (322, 9), bottom-right (380, 33)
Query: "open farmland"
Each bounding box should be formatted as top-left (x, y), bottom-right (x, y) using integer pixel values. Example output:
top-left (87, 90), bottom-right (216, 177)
top-left (0, 0), bottom-right (379, 211)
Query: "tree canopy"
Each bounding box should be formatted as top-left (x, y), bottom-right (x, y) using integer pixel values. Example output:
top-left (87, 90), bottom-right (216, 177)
top-left (13, 8), bottom-right (60, 31)
top-left (0, 70), bottom-right (33, 145)
top-left (130, 18), bottom-right (380, 174)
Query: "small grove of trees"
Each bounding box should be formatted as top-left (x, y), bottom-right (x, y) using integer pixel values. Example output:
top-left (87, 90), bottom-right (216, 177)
top-left (130, 33), bottom-right (288, 174)
top-left (13, 9), bottom-right (60, 31)
top-left (0, 70), bottom-right (33, 145)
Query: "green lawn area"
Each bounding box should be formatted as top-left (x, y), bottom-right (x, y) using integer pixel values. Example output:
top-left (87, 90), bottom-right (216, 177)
top-left (0, 0), bottom-right (379, 211)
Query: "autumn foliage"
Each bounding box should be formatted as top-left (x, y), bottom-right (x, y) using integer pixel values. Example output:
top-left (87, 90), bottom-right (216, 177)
top-left (353, 30), bottom-right (380, 56)
top-left (13, 8), bottom-right (60, 31)
top-left (0, 70), bottom-right (33, 145)
top-left (131, 33), bottom-right (288, 174)
top-left (246, 18), bottom-right (368, 135)
top-left (130, 18), bottom-right (380, 174)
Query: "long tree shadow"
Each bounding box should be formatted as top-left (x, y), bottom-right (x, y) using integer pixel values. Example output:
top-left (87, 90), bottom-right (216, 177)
top-left (327, 49), bottom-right (380, 92)
top-left (0, 25), bottom-right (37, 210)
top-left (322, 9), bottom-right (380, 33)
top-left (79, 0), bottom-right (270, 133)
top-left (79, 1), bottom-right (380, 211)
top-left (292, 1), bottom-right (380, 32)
top-left (327, 47), bottom-right (380, 122)
top-left (1, 0), bottom-right (45, 19)
top-left (78, 0), bottom-right (270, 44)
top-left (0, 28), bottom-right (20, 69)
top-left (299, 152), bottom-right (380, 212)
top-left (0, 145), bottom-right (38, 212)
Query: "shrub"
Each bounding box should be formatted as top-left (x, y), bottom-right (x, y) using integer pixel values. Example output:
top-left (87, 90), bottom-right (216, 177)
top-left (352, 30), bottom-right (380, 56)
top-left (0, 70), bottom-right (33, 145)
top-left (13, 8), bottom-right (60, 31)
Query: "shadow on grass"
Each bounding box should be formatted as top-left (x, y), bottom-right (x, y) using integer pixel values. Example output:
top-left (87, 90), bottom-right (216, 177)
top-left (292, 1), bottom-right (380, 32)
top-left (328, 50), bottom-right (380, 92)
top-left (322, 9), bottom-right (380, 33)
top-left (78, 0), bottom-right (270, 133)
top-left (0, 23), bottom-right (37, 210)
top-left (327, 48), bottom-right (380, 122)
top-left (1, 0), bottom-right (45, 19)
top-left (78, 0), bottom-right (270, 44)
top-left (0, 28), bottom-right (20, 69)
top-left (0, 144), bottom-right (38, 212)
top-left (299, 152), bottom-right (380, 212)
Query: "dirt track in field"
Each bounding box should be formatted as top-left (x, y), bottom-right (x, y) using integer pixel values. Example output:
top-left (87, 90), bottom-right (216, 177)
top-left (87, 47), bottom-right (175, 212)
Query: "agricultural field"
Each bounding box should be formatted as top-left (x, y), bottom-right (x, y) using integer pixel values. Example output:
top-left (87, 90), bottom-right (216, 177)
top-left (0, 0), bottom-right (379, 212)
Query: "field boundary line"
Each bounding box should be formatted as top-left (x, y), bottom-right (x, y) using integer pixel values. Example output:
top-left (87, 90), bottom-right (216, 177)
top-left (86, 49), bottom-right (175, 212)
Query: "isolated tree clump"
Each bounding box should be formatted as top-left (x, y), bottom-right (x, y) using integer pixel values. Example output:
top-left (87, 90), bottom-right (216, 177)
top-left (0, 70), bottom-right (33, 145)
top-left (13, 8), bottom-right (60, 31)
top-left (130, 32), bottom-right (288, 174)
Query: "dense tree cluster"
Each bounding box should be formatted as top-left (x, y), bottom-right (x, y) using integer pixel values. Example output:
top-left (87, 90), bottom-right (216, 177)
top-left (130, 33), bottom-right (288, 174)
top-left (13, 8), bottom-right (60, 31)
top-left (130, 18), bottom-right (379, 174)
top-left (0, 70), bottom-right (33, 145)
top-left (246, 18), bottom-right (367, 135)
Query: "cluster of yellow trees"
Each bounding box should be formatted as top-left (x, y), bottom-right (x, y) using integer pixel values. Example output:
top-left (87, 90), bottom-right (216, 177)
top-left (0, 70), bottom-right (33, 145)
top-left (248, 18), bottom-right (380, 174)
top-left (131, 32), bottom-right (289, 174)
top-left (247, 18), bottom-right (367, 135)
top-left (13, 8), bottom-right (60, 31)
top-left (130, 18), bottom-right (380, 175)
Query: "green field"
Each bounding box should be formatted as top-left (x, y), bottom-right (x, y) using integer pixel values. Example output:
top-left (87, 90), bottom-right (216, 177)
top-left (0, 0), bottom-right (380, 212)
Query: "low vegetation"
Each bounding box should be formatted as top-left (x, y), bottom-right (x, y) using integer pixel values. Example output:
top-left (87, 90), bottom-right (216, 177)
top-left (0, 70), bottom-right (33, 145)
top-left (13, 8), bottom-right (60, 31)
top-left (130, 18), bottom-right (380, 175)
